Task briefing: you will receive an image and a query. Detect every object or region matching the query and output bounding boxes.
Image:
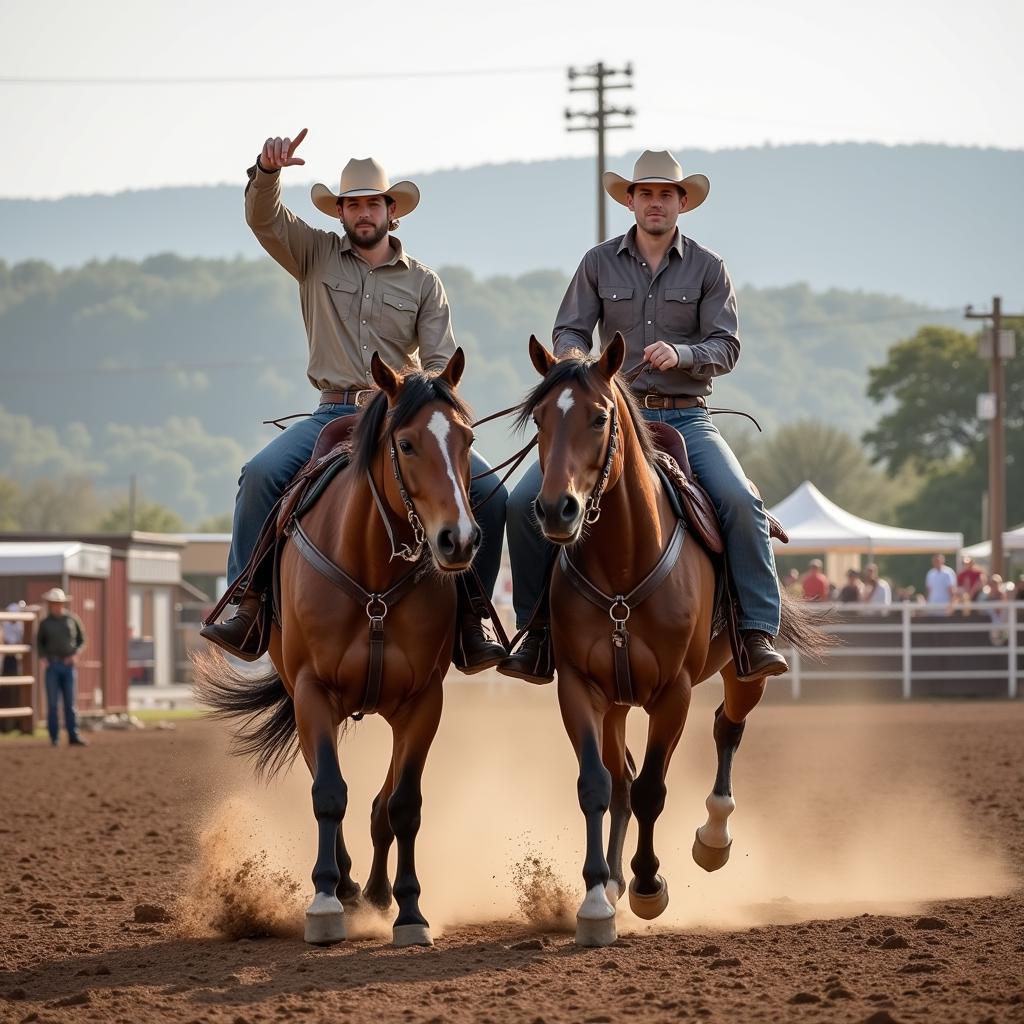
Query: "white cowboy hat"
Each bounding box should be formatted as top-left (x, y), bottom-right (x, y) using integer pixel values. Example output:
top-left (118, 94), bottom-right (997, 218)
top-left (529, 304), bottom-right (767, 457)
top-left (603, 150), bottom-right (710, 213)
top-left (311, 157), bottom-right (420, 220)
top-left (40, 587), bottom-right (71, 603)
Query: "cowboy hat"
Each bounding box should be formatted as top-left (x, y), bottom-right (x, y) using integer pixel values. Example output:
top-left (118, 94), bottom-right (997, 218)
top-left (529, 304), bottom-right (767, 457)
top-left (603, 150), bottom-right (710, 213)
top-left (311, 157), bottom-right (420, 220)
top-left (40, 587), bottom-right (71, 603)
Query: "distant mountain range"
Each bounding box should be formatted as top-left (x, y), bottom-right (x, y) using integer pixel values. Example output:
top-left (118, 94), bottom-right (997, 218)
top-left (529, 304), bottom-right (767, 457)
top-left (2, 143), bottom-right (1022, 308)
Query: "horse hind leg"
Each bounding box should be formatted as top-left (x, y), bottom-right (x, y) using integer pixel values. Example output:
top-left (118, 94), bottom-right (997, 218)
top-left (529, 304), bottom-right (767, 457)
top-left (362, 758), bottom-right (396, 912)
top-left (602, 707), bottom-right (633, 907)
top-left (628, 681), bottom-right (690, 921)
top-left (692, 677), bottom-right (756, 872)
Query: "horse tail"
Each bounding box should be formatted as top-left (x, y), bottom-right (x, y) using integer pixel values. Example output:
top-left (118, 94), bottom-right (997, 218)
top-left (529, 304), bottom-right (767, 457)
top-left (191, 646), bottom-right (298, 781)
top-left (776, 588), bottom-right (837, 660)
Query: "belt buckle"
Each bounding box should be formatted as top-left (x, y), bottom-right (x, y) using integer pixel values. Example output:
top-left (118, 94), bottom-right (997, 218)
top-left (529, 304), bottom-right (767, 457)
top-left (354, 389), bottom-right (374, 407)
top-left (643, 393), bottom-right (662, 410)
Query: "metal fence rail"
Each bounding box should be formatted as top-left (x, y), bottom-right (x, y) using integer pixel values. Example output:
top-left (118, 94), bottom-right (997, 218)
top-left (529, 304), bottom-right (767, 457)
top-left (779, 600), bottom-right (1021, 700)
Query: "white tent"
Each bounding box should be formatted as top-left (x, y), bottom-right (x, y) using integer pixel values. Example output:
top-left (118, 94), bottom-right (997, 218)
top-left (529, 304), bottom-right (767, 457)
top-left (767, 481), bottom-right (963, 555)
top-left (959, 524), bottom-right (1024, 561)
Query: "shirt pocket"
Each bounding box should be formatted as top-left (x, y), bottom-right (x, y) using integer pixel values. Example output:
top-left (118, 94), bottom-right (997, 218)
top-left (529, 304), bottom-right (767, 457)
top-left (598, 285), bottom-right (636, 336)
top-left (378, 291), bottom-right (419, 340)
top-left (660, 285), bottom-right (701, 336)
top-left (321, 272), bottom-right (359, 320)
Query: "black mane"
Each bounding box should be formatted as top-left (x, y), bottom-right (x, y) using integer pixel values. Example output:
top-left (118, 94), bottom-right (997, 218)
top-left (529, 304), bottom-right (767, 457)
top-left (513, 356), bottom-right (657, 465)
top-left (351, 371), bottom-right (473, 473)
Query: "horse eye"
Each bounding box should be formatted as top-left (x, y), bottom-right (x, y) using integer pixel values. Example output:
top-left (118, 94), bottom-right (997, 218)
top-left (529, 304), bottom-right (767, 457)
top-left (398, 439), bottom-right (413, 455)
top-left (593, 413), bottom-right (609, 428)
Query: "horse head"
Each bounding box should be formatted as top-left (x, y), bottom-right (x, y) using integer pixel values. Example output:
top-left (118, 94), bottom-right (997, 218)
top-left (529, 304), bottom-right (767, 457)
top-left (353, 347), bottom-right (481, 572)
top-left (518, 333), bottom-right (631, 545)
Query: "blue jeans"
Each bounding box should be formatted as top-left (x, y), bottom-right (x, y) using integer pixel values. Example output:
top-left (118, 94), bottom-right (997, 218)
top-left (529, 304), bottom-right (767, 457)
top-left (228, 403), bottom-right (508, 602)
top-left (45, 660), bottom-right (79, 743)
top-left (505, 406), bottom-right (781, 634)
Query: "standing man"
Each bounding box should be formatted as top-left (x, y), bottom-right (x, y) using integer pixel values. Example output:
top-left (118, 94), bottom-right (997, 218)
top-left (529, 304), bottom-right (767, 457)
top-left (36, 588), bottom-right (87, 747)
top-left (503, 150), bottom-right (787, 684)
top-left (862, 563), bottom-right (892, 605)
top-left (201, 130), bottom-right (506, 670)
top-left (925, 554), bottom-right (958, 607)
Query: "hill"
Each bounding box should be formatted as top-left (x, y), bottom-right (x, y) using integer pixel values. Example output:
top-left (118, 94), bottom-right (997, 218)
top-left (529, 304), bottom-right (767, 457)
top-left (2, 144), bottom-right (1022, 308)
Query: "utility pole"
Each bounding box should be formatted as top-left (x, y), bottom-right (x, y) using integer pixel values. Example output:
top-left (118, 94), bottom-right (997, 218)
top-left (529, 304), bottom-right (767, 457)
top-left (565, 61), bottom-right (634, 244)
top-left (965, 296), bottom-right (1021, 578)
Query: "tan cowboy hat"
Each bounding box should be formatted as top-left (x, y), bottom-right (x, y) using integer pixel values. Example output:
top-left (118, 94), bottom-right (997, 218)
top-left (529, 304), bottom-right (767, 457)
top-left (40, 587), bottom-right (71, 603)
top-left (603, 150), bottom-right (710, 213)
top-left (310, 157), bottom-right (420, 220)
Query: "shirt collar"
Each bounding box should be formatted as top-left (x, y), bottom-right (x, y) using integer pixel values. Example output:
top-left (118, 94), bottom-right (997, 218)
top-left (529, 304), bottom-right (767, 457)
top-left (616, 225), bottom-right (685, 260)
top-left (338, 232), bottom-right (409, 268)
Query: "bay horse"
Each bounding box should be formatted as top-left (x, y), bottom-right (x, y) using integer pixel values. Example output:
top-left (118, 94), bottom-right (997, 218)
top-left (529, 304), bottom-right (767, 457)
top-left (517, 334), bottom-right (828, 946)
top-left (194, 348), bottom-right (480, 948)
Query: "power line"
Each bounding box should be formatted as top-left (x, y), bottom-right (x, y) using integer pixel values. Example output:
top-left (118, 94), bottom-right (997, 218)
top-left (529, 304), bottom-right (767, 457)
top-left (0, 65), bottom-right (563, 86)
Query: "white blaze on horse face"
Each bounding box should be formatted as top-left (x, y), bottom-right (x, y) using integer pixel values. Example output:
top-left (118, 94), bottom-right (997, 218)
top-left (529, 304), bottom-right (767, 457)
top-left (556, 386), bottom-right (575, 418)
top-left (427, 410), bottom-right (472, 544)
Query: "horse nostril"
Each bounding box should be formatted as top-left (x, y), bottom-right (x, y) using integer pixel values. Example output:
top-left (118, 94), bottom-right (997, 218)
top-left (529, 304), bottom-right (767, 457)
top-left (437, 528), bottom-right (456, 556)
top-left (559, 495), bottom-right (580, 524)
top-left (471, 525), bottom-right (482, 549)
top-left (533, 499), bottom-right (546, 523)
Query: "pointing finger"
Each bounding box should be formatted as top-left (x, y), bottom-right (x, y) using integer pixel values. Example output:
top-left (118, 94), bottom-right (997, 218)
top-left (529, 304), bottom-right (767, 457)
top-left (288, 128), bottom-right (308, 154)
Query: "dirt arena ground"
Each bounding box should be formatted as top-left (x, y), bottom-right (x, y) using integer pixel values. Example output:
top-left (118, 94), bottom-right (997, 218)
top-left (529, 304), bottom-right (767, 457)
top-left (1, 682), bottom-right (1022, 1024)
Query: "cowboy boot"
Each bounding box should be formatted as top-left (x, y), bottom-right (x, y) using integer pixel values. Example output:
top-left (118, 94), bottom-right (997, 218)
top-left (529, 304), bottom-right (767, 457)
top-left (200, 590), bottom-right (267, 662)
top-left (497, 626), bottom-right (554, 685)
top-left (454, 611), bottom-right (507, 675)
top-left (735, 630), bottom-right (788, 683)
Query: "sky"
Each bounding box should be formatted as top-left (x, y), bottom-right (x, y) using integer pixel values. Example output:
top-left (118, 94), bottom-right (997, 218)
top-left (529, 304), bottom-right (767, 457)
top-left (1, 0), bottom-right (1022, 199)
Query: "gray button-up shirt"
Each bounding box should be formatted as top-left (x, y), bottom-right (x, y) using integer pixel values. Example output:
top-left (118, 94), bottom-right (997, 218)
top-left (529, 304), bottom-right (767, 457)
top-left (552, 226), bottom-right (740, 397)
top-left (244, 163), bottom-right (456, 391)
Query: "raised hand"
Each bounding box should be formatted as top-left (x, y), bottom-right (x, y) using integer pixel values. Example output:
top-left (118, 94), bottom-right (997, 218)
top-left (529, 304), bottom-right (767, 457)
top-left (260, 128), bottom-right (308, 171)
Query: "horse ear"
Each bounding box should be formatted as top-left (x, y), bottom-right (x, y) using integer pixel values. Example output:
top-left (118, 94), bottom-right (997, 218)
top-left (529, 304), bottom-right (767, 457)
top-left (437, 346), bottom-right (465, 389)
top-left (370, 351), bottom-right (400, 399)
top-left (596, 333), bottom-right (626, 380)
top-left (529, 335), bottom-right (556, 377)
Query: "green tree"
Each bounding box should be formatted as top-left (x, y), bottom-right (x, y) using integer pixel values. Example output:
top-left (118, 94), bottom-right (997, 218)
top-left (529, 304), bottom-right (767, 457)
top-left (741, 419), bottom-right (916, 521)
top-left (99, 499), bottom-right (184, 534)
top-left (195, 513), bottom-right (233, 532)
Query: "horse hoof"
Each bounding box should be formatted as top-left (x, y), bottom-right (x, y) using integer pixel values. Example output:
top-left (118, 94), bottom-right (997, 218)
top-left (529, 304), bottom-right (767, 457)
top-left (575, 914), bottom-right (617, 947)
top-left (341, 891), bottom-right (366, 913)
top-left (393, 923), bottom-right (433, 947)
top-left (628, 875), bottom-right (669, 920)
top-left (692, 828), bottom-right (732, 872)
top-left (304, 893), bottom-right (346, 945)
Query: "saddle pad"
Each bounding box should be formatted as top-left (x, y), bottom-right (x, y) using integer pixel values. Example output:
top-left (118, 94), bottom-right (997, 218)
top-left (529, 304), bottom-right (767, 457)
top-left (293, 447), bottom-right (351, 522)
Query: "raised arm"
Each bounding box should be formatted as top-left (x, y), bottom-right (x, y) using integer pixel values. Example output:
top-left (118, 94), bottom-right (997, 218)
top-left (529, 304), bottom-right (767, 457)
top-left (244, 129), bottom-right (330, 281)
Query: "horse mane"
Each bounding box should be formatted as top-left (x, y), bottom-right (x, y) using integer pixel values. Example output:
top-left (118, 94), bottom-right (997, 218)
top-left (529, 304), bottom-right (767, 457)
top-left (350, 371), bottom-right (473, 474)
top-left (513, 356), bottom-right (657, 466)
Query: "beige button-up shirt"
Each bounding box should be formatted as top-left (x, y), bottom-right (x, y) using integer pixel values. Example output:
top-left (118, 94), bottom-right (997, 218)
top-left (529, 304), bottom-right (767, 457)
top-left (245, 163), bottom-right (456, 391)
top-left (553, 226), bottom-right (740, 398)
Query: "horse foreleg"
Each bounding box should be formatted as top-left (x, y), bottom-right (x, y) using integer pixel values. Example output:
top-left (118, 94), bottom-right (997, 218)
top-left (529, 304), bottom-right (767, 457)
top-left (692, 663), bottom-right (764, 872)
top-left (602, 705), bottom-right (632, 907)
top-left (558, 668), bottom-right (615, 947)
top-left (386, 676), bottom-right (443, 947)
top-left (362, 756), bottom-right (396, 911)
top-left (629, 679), bottom-right (690, 921)
top-left (294, 677), bottom-right (348, 945)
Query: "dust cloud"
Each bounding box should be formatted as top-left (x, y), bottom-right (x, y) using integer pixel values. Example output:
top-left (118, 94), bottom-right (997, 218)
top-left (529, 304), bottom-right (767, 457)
top-left (189, 679), bottom-right (1015, 939)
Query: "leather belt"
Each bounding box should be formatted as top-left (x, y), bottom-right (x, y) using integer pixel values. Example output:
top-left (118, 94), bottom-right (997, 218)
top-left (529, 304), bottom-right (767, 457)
top-left (320, 388), bottom-right (377, 407)
top-left (634, 392), bottom-right (706, 411)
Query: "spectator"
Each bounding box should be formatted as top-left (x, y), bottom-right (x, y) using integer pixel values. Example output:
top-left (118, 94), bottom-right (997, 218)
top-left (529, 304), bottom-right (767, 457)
top-left (801, 559), bottom-right (831, 602)
top-left (782, 568), bottom-right (803, 597)
top-left (979, 574), bottom-right (1009, 643)
top-left (956, 556), bottom-right (986, 603)
top-left (924, 554), bottom-right (958, 607)
top-left (839, 569), bottom-right (863, 603)
top-left (2, 599), bottom-right (26, 676)
top-left (36, 588), bottom-right (87, 748)
top-left (862, 564), bottom-right (892, 605)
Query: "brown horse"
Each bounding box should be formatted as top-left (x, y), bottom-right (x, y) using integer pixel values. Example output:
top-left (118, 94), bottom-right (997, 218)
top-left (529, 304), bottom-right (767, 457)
top-left (194, 348), bottom-right (480, 947)
top-left (518, 334), bottom-right (828, 946)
